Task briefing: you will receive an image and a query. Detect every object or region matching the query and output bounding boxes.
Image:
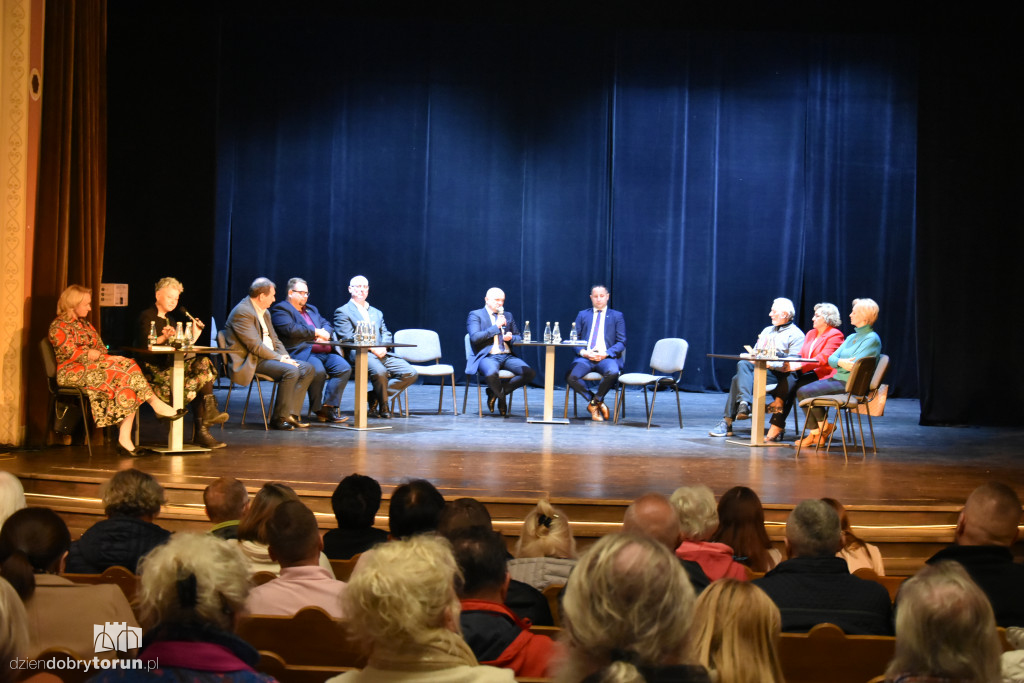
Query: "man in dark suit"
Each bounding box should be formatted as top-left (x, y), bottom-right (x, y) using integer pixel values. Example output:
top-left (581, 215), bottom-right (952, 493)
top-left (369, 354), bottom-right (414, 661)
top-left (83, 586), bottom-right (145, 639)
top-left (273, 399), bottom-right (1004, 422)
top-left (466, 287), bottom-right (536, 416)
top-left (271, 277), bottom-right (351, 424)
top-left (223, 277), bottom-right (315, 431)
top-left (333, 275), bottom-right (417, 419)
top-left (567, 285), bottom-right (626, 421)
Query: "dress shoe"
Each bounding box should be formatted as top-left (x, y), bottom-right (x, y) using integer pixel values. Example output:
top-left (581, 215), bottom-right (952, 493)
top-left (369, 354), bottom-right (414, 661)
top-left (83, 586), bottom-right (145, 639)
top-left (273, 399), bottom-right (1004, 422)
top-left (376, 408), bottom-right (392, 419)
top-left (487, 390), bottom-right (497, 414)
top-left (766, 397), bottom-right (784, 414)
top-left (155, 408), bottom-right (189, 422)
top-left (270, 418), bottom-right (295, 430)
top-left (287, 415), bottom-right (310, 428)
top-left (315, 406), bottom-right (348, 424)
top-left (587, 402), bottom-right (604, 422)
top-left (598, 401), bottom-right (610, 420)
top-left (735, 402), bottom-right (751, 420)
top-left (497, 394), bottom-right (508, 417)
top-left (116, 443), bottom-right (155, 457)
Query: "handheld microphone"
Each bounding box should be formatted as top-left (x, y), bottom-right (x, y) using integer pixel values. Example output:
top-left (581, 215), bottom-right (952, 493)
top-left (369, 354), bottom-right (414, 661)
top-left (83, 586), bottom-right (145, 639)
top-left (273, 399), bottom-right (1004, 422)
top-left (180, 307), bottom-right (198, 325)
top-left (496, 306), bottom-right (505, 335)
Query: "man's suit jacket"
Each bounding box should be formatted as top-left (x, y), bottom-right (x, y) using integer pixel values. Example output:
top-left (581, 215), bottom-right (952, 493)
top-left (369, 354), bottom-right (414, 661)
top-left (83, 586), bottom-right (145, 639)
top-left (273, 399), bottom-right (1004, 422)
top-left (223, 297), bottom-right (287, 386)
top-left (466, 307), bottom-right (522, 375)
top-left (334, 300), bottom-right (392, 362)
top-left (270, 301), bottom-right (333, 363)
top-left (573, 307), bottom-right (626, 370)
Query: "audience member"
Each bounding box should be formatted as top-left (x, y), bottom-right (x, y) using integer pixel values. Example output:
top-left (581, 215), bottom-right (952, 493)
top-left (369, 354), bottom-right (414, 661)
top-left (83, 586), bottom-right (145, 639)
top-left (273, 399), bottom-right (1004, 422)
top-left (688, 579), bottom-right (785, 683)
top-left (437, 497), bottom-right (496, 538)
top-left (711, 486), bottom-right (781, 573)
top-left (926, 482), bottom-right (1024, 627)
top-left (558, 533), bottom-right (711, 683)
top-left (450, 527), bottom-right (556, 677)
top-left (508, 499), bottom-right (577, 592)
top-left (323, 473), bottom-right (388, 560)
top-left (236, 482), bottom-right (332, 575)
top-left (671, 485), bottom-right (748, 581)
top-left (822, 497), bottom-right (886, 575)
top-left (245, 500), bottom-right (347, 618)
top-left (88, 533), bottom-right (276, 682)
top-left (753, 499), bottom-right (892, 634)
top-left (884, 561), bottom-right (1002, 683)
top-left (1, 576), bottom-right (30, 683)
top-left (0, 472), bottom-right (26, 528)
top-left (327, 534), bottom-right (515, 682)
top-left (623, 493), bottom-right (711, 593)
top-left (204, 477), bottom-right (250, 541)
top-left (0, 508), bottom-right (137, 659)
top-left (388, 478), bottom-right (446, 539)
top-left (65, 468), bottom-right (170, 574)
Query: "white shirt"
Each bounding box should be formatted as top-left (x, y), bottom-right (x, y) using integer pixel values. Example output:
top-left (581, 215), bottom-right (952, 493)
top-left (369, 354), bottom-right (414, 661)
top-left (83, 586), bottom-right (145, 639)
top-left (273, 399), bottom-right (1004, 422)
top-left (488, 309), bottom-right (507, 354)
top-left (252, 299), bottom-right (275, 351)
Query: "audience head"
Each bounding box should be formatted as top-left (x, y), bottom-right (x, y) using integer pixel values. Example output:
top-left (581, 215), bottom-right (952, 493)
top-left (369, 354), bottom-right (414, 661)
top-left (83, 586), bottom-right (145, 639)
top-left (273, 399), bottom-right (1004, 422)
top-left (437, 497), bottom-right (494, 538)
top-left (957, 482), bottom-right (1022, 547)
top-left (331, 473), bottom-right (383, 531)
top-left (560, 533), bottom-right (697, 682)
top-left (448, 526), bottom-right (509, 600)
top-left (237, 482), bottom-right (299, 543)
top-left (103, 468), bottom-right (165, 519)
top-left (203, 477), bottom-right (249, 524)
top-left (688, 579), bottom-right (784, 683)
top-left (267, 500), bottom-right (322, 567)
top-left (0, 473), bottom-right (26, 528)
top-left (248, 277), bottom-right (275, 299)
top-left (851, 297), bottom-right (879, 326)
top-left (55, 284), bottom-right (91, 317)
top-left (389, 479), bottom-right (445, 539)
top-left (712, 486), bottom-right (776, 572)
top-left (670, 485), bottom-right (719, 542)
top-left (344, 534), bottom-right (466, 655)
top-left (622, 493), bottom-right (681, 551)
top-left (771, 297), bottom-right (795, 322)
top-left (0, 577), bottom-right (29, 683)
top-left (785, 499), bottom-right (841, 559)
top-left (0, 508), bottom-right (72, 600)
top-left (515, 499), bottom-right (576, 559)
top-left (813, 302), bottom-right (842, 328)
top-left (821, 497), bottom-right (867, 551)
top-left (886, 561), bottom-right (1001, 683)
top-left (136, 532), bottom-right (250, 632)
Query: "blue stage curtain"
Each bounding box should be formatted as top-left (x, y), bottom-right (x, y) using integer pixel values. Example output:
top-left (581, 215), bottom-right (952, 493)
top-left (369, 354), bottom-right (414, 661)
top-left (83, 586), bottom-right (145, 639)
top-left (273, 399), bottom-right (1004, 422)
top-left (212, 17), bottom-right (917, 394)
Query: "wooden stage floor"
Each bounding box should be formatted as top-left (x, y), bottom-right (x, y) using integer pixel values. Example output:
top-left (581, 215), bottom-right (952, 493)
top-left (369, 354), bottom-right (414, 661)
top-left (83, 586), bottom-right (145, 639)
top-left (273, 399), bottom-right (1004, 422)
top-left (3, 384), bottom-right (1021, 509)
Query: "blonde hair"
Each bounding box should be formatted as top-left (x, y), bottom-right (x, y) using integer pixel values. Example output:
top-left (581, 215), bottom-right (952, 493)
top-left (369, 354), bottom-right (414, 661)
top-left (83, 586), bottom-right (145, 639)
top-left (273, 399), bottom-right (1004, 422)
top-left (670, 485), bottom-right (719, 542)
top-left (154, 277), bottom-right (184, 294)
top-left (852, 298), bottom-right (879, 325)
top-left (515, 499), bottom-right (576, 558)
top-left (136, 533), bottom-right (250, 632)
top-left (886, 561), bottom-right (1001, 682)
top-left (0, 577), bottom-right (28, 683)
top-left (56, 284), bottom-right (91, 316)
top-left (558, 533), bottom-right (697, 683)
top-left (344, 535), bottom-right (468, 654)
top-left (688, 579), bottom-right (784, 683)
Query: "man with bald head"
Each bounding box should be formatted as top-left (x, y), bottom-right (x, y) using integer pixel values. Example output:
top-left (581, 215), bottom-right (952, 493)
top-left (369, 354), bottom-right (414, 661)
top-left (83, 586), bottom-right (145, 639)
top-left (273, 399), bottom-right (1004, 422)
top-left (622, 493), bottom-right (710, 593)
top-left (467, 288), bottom-right (536, 416)
top-left (927, 482), bottom-right (1024, 627)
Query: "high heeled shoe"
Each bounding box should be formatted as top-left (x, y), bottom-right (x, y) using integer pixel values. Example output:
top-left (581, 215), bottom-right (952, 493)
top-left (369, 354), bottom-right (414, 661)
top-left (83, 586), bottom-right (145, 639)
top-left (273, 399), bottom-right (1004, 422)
top-left (155, 408), bottom-right (189, 422)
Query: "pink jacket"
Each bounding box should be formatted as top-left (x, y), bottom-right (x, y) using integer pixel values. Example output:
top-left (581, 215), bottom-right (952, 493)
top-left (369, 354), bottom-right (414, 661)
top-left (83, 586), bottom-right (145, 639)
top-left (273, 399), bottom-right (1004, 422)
top-left (676, 540), bottom-right (749, 581)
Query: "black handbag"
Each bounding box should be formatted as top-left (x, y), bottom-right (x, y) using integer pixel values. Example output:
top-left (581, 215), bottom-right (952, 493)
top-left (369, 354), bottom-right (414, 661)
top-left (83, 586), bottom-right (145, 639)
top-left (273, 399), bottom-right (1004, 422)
top-left (54, 398), bottom-right (83, 435)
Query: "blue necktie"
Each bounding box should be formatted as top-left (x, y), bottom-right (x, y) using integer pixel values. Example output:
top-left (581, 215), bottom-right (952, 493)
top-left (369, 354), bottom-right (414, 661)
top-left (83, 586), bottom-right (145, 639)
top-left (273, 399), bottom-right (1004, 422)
top-left (589, 310), bottom-right (602, 350)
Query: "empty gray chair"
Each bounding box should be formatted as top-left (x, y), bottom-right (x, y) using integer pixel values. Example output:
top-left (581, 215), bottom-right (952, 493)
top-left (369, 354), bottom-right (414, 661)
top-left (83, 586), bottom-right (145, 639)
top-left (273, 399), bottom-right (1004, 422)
top-left (612, 338), bottom-right (688, 429)
top-left (393, 329), bottom-right (457, 417)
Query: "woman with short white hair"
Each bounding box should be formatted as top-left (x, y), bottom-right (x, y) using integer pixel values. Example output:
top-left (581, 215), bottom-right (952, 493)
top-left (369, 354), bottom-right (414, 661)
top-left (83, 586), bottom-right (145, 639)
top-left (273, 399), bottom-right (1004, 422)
top-left (327, 534), bottom-right (514, 682)
top-left (795, 298), bottom-right (882, 447)
top-left (670, 486), bottom-right (748, 582)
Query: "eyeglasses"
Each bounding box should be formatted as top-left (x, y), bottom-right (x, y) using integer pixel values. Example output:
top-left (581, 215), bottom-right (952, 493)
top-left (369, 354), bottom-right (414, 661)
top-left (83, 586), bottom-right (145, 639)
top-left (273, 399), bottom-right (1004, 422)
top-left (291, 291), bottom-right (309, 297)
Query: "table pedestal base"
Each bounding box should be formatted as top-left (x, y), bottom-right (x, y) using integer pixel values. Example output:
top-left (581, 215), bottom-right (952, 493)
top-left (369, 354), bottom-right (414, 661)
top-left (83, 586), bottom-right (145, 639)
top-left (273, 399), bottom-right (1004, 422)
top-left (527, 416), bottom-right (570, 425)
top-left (150, 444), bottom-right (212, 455)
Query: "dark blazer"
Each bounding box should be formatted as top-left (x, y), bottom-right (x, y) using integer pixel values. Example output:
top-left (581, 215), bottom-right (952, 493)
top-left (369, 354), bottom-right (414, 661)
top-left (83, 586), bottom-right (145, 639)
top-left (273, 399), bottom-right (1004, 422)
top-left (466, 307), bottom-right (522, 375)
top-left (223, 297), bottom-right (287, 386)
top-left (333, 300), bottom-right (393, 363)
top-left (270, 301), bottom-right (333, 363)
top-left (573, 307), bottom-right (627, 370)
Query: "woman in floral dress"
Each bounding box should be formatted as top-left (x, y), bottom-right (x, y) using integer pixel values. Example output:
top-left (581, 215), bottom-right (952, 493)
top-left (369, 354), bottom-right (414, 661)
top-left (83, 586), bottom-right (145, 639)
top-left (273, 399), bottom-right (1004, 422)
top-left (49, 285), bottom-right (185, 456)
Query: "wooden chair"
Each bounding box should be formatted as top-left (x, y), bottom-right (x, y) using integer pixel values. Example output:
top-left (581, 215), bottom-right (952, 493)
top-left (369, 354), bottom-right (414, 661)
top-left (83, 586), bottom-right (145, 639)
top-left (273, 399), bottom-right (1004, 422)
top-left (235, 606), bottom-right (368, 668)
top-left (329, 554), bottom-right (361, 582)
top-left (530, 624), bottom-right (561, 639)
top-left (33, 647), bottom-right (92, 683)
top-left (61, 565), bottom-right (139, 606)
top-left (251, 570), bottom-right (278, 586)
top-left (853, 567), bottom-right (906, 603)
top-left (541, 584), bottom-right (564, 627)
top-left (255, 650), bottom-right (355, 683)
top-left (40, 337), bottom-right (95, 456)
top-left (779, 622), bottom-right (895, 683)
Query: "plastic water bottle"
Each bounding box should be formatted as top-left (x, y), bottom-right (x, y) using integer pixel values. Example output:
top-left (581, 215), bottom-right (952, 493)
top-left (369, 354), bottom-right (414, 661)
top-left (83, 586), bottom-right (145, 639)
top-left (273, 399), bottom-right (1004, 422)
top-left (569, 322), bottom-right (578, 343)
top-left (553, 322), bottom-right (562, 343)
top-left (174, 322), bottom-right (184, 347)
top-left (184, 322), bottom-right (194, 349)
top-left (523, 321), bottom-right (531, 343)
top-left (543, 322), bottom-right (552, 344)
top-left (147, 321), bottom-right (157, 347)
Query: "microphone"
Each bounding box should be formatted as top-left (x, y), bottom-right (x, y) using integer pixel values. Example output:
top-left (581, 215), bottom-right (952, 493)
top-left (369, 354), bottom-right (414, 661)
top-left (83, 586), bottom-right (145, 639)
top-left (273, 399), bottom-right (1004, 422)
top-left (496, 306), bottom-right (505, 335)
top-left (180, 307), bottom-right (198, 325)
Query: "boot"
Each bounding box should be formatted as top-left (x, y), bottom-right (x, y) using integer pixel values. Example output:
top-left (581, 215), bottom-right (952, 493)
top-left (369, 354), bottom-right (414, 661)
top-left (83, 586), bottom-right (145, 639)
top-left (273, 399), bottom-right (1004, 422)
top-left (203, 394), bottom-right (229, 425)
top-left (193, 406), bottom-right (227, 449)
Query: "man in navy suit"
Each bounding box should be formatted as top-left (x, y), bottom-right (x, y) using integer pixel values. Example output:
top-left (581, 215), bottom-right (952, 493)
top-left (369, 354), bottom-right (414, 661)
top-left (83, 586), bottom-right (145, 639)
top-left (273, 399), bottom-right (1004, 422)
top-left (567, 285), bottom-right (626, 421)
top-left (466, 287), bottom-right (536, 416)
top-left (334, 275), bottom-right (417, 419)
top-left (271, 277), bottom-right (351, 424)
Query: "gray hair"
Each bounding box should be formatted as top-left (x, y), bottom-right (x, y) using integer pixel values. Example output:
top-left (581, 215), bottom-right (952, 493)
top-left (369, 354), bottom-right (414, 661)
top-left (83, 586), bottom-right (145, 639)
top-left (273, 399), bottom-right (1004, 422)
top-left (772, 298), bottom-right (795, 319)
top-left (886, 561), bottom-right (1001, 682)
top-left (670, 485), bottom-right (719, 542)
top-left (248, 277), bottom-right (275, 298)
top-left (813, 303), bottom-right (842, 328)
top-left (0, 577), bottom-right (28, 681)
top-left (0, 473), bottom-right (25, 528)
top-left (154, 277), bottom-right (183, 294)
top-left (286, 277), bottom-right (307, 292)
top-left (103, 469), bottom-right (165, 518)
top-left (785, 499), bottom-right (841, 558)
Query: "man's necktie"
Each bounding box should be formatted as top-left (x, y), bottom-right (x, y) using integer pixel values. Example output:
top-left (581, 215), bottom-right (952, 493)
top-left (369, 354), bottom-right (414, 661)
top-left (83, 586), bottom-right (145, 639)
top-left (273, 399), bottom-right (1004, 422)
top-left (589, 310), bottom-right (602, 350)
